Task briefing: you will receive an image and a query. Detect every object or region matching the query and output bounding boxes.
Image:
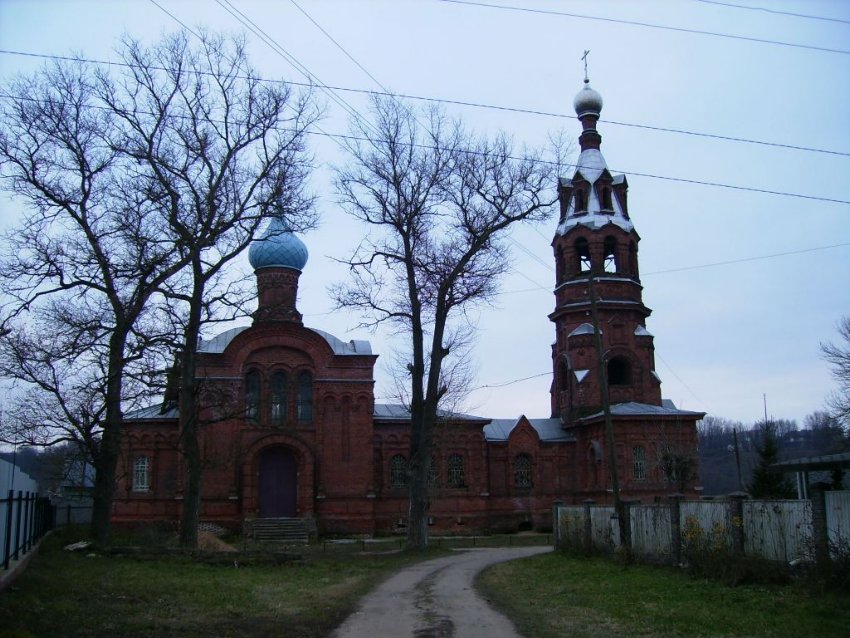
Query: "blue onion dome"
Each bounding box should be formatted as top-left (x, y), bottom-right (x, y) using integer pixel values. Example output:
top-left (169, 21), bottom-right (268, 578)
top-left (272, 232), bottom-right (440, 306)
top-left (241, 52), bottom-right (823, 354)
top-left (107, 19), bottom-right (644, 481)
top-left (248, 216), bottom-right (309, 271)
top-left (573, 80), bottom-right (603, 118)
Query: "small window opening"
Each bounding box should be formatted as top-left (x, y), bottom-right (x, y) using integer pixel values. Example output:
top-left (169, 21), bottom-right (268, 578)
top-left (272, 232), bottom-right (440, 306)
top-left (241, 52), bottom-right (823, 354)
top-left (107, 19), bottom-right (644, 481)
top-left (133, 456), bottom-right (150, 492)
top-left (601, 186), bottom-right (613, 210)
top-left (574, 188), bottom-right (587, 213)
top-left (245, 370), bottom-right (261, 421)
top-left (607, 356), bottom-right (632, 386)
top-left (575, 237), bottom-right (591, 273)
top-left (633, 446), bottom-right (646, 481)
top-left (270, 371), bottom-right (287, 425)
top-left (447, 454), bottom-right (465, 488)
top-left (390, 455), bottom-right (408, 488)
top-left (514, 454), bottom-right (533, 488)
top-left (297, 371), bottom-right (313, 422)
top-left (603, 236), bottom-right (617, 273)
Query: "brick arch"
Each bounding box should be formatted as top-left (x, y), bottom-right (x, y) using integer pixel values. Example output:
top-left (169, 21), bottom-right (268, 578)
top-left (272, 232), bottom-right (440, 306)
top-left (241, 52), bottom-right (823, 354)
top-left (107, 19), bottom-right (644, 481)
top-left (241, 433), bottom-right (316, 518)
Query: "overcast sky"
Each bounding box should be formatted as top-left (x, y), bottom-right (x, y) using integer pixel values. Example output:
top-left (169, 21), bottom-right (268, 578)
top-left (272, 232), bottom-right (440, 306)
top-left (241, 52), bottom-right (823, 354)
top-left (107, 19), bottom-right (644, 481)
top-left (1, 0), bottom-right (848, 427)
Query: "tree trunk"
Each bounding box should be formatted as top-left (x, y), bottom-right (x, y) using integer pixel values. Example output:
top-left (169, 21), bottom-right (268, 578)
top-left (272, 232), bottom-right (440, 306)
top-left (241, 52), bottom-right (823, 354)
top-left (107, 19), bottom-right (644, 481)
top-left (179, 264), bottom-right (205, 548)
top-left (89, 334), bottom-right (127, 545)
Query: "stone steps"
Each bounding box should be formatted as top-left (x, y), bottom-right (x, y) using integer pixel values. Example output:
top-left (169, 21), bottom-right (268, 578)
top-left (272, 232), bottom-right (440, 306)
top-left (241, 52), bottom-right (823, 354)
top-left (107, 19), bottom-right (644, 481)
top-left (252, 517), bottom-right (311, 544)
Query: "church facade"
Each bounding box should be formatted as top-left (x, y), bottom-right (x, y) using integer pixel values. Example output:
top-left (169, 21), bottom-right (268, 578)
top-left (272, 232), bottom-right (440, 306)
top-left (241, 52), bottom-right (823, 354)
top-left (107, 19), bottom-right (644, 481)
top-left (113, 82), bottom-right (703, 535)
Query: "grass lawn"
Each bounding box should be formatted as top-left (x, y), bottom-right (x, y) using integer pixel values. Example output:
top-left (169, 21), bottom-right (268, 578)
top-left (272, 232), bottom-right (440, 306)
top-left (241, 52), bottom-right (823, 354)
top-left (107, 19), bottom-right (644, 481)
top-left (0, 529), bottom-right (443, 638)
top-left (478, 552), bottom-right (850, 638)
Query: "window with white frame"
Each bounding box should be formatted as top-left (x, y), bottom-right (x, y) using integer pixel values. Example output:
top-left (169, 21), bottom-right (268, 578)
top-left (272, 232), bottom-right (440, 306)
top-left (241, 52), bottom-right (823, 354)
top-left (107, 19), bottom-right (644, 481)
top-left (514, 453), bottom-right (533, 488)
top-left (632, 445), bottom-right (646, 481)
top-left (447, 454), bottom-right (465, 488)
top-left (390, 455), bottom-right (408, 488)
top-left (133, 456), bottom-right (150, 492)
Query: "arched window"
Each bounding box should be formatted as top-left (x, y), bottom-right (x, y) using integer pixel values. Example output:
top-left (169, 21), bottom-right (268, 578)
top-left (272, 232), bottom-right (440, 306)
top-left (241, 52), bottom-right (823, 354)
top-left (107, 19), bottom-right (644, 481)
top-left (559, 360), bottom-right (570, 393)
top-left (270, 371), bottom-right (288, 425)
top-left (390, 455), bottom-right (408, 488)
top-left (428, 457), bottom-right (439, 486)
top-left (603, 236), bottom-right (617, 273)
top-left (633, 446), bottom-right (646, 481)
top-left (607, 356), bottom-right (632, 386)
top-left (574, 188), bottom-right (587, 213)
top-left (447, 454), bottom-right (465, 488)
top-left (575, 237), bottom-right (591, 273)
top-left (601, 186), bottom-right (613, 210)
top-left (133, 456), bottom-right (150, 492)
top-left (297, 371), bottom-right (313, 422)
top-left (628, 241), bottom-right (639, 278)
top-left (514, 454), bottom-right (533, 488)
top-left (245, 370), bottom-right (261, 421)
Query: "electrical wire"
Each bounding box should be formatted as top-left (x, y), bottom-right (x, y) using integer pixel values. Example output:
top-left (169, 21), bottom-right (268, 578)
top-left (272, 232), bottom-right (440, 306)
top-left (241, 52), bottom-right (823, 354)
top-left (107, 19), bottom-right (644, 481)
top-left (3, 48), bottom-right (848, 159)
top-left (693, 0), bottom-right (850, 25)
top-left (641, 241), bottom-right (850, 275)
top-left (2, 89), bottom-right (848, 206)
top-left (436, 0), bottom-right (850, 55)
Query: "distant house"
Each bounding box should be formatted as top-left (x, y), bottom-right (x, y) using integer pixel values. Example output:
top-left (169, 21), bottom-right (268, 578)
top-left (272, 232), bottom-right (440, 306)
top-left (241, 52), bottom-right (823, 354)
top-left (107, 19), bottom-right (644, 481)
top-left (114, 80), bottom-right (703, 535)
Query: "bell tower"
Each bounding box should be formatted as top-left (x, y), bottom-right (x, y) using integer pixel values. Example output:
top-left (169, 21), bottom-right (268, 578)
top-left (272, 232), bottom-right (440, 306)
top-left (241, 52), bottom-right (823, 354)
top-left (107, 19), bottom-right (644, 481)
top-left (550, 78), bottom-right (661, 422)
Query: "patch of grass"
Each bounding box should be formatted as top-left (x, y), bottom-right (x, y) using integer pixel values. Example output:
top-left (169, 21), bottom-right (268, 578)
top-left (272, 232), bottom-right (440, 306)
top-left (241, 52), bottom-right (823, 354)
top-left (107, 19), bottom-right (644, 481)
top-left (478, 552), bottom-right (850, 638)
top-left (0, 530), bottom-right (445, 638)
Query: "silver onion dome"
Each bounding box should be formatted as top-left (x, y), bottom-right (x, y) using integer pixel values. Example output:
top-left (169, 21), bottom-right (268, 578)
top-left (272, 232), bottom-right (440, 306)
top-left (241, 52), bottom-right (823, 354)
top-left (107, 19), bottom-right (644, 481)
top-left (573, 81), bottom-right (603, 118)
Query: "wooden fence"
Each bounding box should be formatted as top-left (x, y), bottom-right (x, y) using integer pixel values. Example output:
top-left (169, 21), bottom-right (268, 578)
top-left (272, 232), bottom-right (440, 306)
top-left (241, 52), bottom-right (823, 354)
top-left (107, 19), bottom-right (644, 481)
top-left (554, 489), bottom-right (849, 565)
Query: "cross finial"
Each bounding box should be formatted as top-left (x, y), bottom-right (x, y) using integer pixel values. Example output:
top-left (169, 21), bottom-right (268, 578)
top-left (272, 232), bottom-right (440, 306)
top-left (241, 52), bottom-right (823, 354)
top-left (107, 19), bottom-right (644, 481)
top-left (581, 49), bottom-right (590, 83)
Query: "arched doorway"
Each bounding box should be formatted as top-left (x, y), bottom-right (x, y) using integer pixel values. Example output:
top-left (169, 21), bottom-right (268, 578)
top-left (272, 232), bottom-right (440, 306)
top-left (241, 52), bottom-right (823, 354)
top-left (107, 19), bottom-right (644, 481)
top-left (258, 446), bottom-right (298, 518)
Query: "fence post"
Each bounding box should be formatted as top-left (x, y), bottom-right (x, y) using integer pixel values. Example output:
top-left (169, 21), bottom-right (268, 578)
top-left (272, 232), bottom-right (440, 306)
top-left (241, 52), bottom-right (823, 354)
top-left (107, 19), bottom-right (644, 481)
top-left (809, 481), bottom-right (831, 568)
top-left (23, 493), bottom-right (32, 553)
top-left (583, 499), bottom-right (594, 553)
top-left (13, 491), bottom-right (24, 561)
top-left (728, 492), bottom-right (747, 557)
top-left (669, 494), bottom-right (683, 566)
top-left (552, 501), bottom-right (563, 548)
top-left (3, 490), bottom-right (13, 570)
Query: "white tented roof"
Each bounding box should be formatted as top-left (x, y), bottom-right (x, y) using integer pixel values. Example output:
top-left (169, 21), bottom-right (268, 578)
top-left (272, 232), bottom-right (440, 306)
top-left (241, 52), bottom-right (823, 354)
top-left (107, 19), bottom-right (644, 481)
top-left (484, 417), bottom-right (575, 443)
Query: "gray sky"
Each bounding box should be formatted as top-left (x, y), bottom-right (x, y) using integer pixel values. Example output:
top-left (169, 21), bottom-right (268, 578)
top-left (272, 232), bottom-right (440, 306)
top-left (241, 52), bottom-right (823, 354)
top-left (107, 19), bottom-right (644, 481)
top-left (1, 0), bottom-right (848, 426)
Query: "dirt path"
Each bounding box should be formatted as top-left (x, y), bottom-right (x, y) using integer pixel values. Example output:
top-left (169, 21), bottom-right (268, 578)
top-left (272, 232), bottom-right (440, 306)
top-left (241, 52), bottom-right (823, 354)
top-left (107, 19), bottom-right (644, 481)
top-left (333, 546), bottom-right (551, 638)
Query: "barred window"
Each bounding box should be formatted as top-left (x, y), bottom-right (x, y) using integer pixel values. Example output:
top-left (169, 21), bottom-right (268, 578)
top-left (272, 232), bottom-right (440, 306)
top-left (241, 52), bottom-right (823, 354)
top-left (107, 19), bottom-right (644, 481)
top-left (390, 455), bottom-right (408, 488)
top-left (133, 456), bottom-right (150, 492)
top-left (514, 454), bottom-right (533, 488)
top-left (271, 371), bottom-right (288, 425)
top-left (428, 457), bottom-right (438, 486)
top-left (297, 371), bottom-right (313, 422)
top-left (447, 454), bottom-right (465, 488)
top-left (245, 370), bottom-right (261, 421)
top-left (633, 445), bottom-right (646, 481)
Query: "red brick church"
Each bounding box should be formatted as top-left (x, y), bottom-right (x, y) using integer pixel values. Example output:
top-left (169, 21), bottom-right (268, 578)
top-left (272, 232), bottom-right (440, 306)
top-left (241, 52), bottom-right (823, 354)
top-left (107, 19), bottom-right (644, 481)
top-left (114, 81), bottom-right (703, 535)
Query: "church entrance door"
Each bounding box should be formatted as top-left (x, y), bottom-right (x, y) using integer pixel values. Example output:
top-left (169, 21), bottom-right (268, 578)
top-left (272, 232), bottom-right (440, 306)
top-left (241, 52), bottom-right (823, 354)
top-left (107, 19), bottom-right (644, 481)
top-left (258, 447), bottom-right (297, 518)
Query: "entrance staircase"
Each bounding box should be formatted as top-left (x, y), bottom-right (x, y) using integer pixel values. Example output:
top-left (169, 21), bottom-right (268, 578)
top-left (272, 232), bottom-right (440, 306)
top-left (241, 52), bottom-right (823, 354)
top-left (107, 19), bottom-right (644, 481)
top-left (251, 517), bottom-right (314, 544)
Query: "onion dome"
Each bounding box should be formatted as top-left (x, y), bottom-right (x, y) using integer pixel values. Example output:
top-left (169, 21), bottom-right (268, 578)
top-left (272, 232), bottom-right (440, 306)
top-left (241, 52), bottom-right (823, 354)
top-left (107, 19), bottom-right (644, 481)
top-left (573, 80), bottom-right (603, 118)
top-left (248, 216), bottom-right (308, 271)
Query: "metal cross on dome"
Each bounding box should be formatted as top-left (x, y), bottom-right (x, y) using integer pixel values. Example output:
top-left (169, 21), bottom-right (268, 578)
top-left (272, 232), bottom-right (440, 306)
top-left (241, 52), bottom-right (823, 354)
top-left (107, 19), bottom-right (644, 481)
top-left (581, 49), bottom-right (590, 83)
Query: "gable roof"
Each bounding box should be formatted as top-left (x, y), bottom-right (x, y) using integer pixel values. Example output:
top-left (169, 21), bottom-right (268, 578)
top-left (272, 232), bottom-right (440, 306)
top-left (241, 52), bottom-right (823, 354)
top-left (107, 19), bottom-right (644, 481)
top-left (484, 417), bottom-right (575, 443)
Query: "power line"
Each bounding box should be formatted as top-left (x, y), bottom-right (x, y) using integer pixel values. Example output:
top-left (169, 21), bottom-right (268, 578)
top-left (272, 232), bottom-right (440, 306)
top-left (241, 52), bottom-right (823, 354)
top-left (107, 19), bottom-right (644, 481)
top-left (287, 0), bottom-right (390, 94)
top-left (694, 0), bottom-right (850, 26)
top-left (210, 0), bottom-right (378, 137)
top-left (2, 90), bottom-right (848, 207)
top-left (436, 0), bottom-right (850, 55)
top-left (3, 48), bottom-right (848, 159)
top-left (472, 371), bottom-right (551, 390)
top-left (641, 241), bottom-right (850, 275)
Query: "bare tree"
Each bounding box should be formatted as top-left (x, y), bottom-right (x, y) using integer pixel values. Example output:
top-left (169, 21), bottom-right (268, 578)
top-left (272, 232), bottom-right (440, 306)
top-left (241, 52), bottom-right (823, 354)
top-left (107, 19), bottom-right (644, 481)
top-left (0, 30), bottom-right (317, 545)
top-left (103, 31), bottom-right (319, 547)
top-left (822, 316), bottom-right (850, 430)
top-left (333, 95), bottom-right (561, 548)
top-left (0, 57), bottom-right (188, 543)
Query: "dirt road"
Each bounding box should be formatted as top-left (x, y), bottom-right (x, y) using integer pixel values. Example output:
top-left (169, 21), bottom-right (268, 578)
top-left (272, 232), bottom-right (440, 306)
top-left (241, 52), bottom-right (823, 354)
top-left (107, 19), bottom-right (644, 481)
top-left (333, 546), bottom-right (551, 638)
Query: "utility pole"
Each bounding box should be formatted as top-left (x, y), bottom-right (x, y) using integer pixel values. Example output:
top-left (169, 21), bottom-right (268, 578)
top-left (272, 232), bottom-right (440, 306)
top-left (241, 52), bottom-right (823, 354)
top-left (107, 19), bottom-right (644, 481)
top-left (588, 274), bottom-right (631, 557)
